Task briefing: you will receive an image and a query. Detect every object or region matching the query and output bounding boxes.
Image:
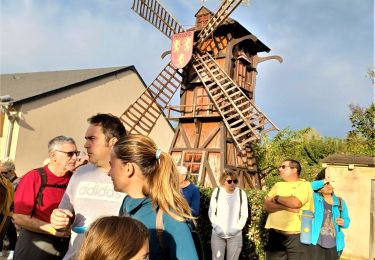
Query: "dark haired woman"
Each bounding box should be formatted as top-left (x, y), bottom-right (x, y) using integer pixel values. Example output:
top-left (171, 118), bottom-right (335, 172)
top-left (311, 171), bottom-right (350, 259)
top-left (208, 169), bottom-right (248, 260)
top-left (108, 134), bottom-right (198, 260)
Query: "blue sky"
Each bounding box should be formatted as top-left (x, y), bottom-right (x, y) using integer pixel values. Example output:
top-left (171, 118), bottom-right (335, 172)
top-left (1, 0), bottom-right (373, 138)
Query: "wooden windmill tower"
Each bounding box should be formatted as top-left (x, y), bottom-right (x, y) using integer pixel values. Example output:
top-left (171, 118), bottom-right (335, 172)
top-left (120, 0), bottom-right (282, 189)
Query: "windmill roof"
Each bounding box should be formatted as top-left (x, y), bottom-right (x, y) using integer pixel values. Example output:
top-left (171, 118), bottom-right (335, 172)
top-left (191, 6), bottom-right (270, 53)
top-left (194, 6), bottom-right (213, 17)
top-left (0, 66), bottom-right (141, 105)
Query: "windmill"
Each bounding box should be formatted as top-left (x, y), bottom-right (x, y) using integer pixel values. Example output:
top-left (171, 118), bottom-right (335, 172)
top-left (120, 0), bottom-right (282, 188)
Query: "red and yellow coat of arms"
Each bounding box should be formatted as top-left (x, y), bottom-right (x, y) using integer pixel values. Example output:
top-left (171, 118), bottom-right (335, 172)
top-left (171, 31), bottom-right (194, 69)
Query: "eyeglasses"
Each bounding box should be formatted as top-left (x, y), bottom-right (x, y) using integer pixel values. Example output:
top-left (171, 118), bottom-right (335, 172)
top-left (55, 150), bottom-right (80, 157)
top-left (1, 171), bottom-right (8, 175)
top-left (278, 165), bottom-right (294, 169)
top-left (226, 179), bottom-right (238, 184)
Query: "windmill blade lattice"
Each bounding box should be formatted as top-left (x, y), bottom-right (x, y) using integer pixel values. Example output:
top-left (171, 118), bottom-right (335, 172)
top-left (196, 0), bottom-right (244, 48)
top-left (193, 53), bottom-right (278, 151)
top-left (132, 0), bottom-right (185, 40)
top-left (120, 62), bottom-right (183, 135)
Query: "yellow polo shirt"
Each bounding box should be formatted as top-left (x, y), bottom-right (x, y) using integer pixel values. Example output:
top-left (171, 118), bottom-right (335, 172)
top-left (265, 180), bottom-right (313, 232)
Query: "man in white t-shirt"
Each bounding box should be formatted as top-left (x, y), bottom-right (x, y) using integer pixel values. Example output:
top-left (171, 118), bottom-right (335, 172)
top-left (50, 113), bottom-right (126, 260)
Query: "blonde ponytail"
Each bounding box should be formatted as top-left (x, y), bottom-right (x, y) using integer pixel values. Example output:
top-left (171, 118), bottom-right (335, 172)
top-left (113, 135), bottom-right (193, 221)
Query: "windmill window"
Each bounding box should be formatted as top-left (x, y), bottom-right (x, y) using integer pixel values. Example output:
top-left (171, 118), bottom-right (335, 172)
top-left (234, 59), bottom-right (251, 89)
top-left (182, 151), bottom-right (204, 182)
top-left (197, 14), bottom-right (210, 28)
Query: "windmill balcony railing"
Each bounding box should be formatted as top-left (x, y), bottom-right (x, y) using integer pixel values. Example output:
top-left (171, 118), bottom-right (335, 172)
top-left (165, 103), bottom-right (220, 120)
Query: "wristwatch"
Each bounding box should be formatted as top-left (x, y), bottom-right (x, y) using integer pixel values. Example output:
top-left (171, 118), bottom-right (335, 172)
top-left (274, 195), bottom-right (280, 204)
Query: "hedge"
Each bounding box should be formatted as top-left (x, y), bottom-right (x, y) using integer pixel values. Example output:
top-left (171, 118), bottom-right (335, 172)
top-left (196, 187), bottom-right (269, 260)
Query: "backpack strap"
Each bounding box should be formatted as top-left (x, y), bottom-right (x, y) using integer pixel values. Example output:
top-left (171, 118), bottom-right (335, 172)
top-left (32, 168), bottom-right (68, 217)
top-left (239, 189), bottom-right (242, 220)
top-left (214, 187), bottom-right (220, 216)
top-left (215, 187), bottom-right (243, 220)
top-left (33, 168), bottom-right (47, 216)
top-left (337, 196), bottom-right (343, 232)
top-left (155, 208), bottom-right (166, 256)
top-left (338, 197), bottom-right (342, 218)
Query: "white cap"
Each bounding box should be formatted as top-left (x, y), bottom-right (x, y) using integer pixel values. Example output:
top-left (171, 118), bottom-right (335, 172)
top-left (177, 165), bottom-right (188, 175)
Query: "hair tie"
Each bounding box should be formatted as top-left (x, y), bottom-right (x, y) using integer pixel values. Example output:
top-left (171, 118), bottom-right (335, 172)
top-left (155, 149), bottom-right (162, 160)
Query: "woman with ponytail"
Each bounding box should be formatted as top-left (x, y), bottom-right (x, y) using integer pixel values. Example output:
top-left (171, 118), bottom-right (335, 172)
top-left (108, 134), bottom-right (198, 260)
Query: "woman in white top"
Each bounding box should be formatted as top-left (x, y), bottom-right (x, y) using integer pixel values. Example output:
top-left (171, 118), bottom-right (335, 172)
top-left (208, 169), bottom-right (248, 260)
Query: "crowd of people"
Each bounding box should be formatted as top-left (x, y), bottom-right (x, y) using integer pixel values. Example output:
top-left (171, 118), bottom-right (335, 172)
top-left (0, 113), bottom-right (350, 260)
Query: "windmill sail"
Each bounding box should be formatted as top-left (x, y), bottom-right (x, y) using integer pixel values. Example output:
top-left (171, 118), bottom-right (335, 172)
top-left (132, 0), bottom-right (185, 40)
top-left (193, 53), bottom-right (278, 151)
top-left (196, 0), bottom-right (244, 48)
top-left (120, 62), bottom-right (182, 135)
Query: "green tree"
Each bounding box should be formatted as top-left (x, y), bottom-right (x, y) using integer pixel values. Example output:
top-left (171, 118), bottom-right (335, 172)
top-left (347, 103), bottom-right (375, 153)
top-left (255, 127), bottom-right (357, 189)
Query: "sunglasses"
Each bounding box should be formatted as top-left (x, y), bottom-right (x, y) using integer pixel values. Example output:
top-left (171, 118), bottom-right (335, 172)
top-left (1, 171), bottom-right (8, 175)
top-left (55, 150), bottom-right (80, 157)
top-left (278, 165), bottom-right (294, 169)
top-left (226, 179), bottom-right (238, 184)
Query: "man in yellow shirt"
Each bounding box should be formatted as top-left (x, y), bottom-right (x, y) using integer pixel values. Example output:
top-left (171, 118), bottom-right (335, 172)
top-left (264, 159), bottom-right (313, 260)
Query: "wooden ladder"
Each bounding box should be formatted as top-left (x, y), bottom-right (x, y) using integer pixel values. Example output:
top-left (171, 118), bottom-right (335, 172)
top-left (120, 62), bottom-right (182, 135)
top-left (132, 0), bottom-right (185, 40)
top-left (193, 53), bottom-right (278, 152)
top-left (196, 0), bottom-right (243, 48)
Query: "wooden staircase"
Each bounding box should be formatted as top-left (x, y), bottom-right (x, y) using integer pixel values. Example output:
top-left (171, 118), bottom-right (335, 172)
top-left (192, 53), bottom-right (278, 152)
top-left (120, 62), bottom-right (182, 135)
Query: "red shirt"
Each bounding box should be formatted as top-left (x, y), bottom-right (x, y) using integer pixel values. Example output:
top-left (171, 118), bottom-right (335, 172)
top-left (14, 165), bottom-right (71, 223)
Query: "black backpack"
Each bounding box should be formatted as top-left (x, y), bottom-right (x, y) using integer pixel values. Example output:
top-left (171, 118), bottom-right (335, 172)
top-left (31, 167), bottom-right (68, 216)
top-left (214, 187), bottom-right (243, 220)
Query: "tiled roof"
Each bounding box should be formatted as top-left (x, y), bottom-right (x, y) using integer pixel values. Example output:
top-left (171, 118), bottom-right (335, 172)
top-left (322, 154), bottom-right (375, 166)
top-left (0, 66), bottom-right (135, 104)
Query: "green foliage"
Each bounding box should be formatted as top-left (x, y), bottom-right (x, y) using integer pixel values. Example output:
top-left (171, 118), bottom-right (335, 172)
top-left (195, 187), bottom-right (214, 259)
top-left (196, 187), bottom-right (269, 260)
top-left (194, 102), bottom-right (375, 259)
top-left (244, 189), bottom-right (269, 260)
top-left (255, 125), bottom-right (374, 190)
top-left (348, 103), bottom-right (375, 153)
top-left (255, 128), bottom-right (328, 188)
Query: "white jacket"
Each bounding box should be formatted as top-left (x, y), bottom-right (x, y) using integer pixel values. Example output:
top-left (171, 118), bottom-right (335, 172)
top-left (208, 187), bottom-right (248, 238)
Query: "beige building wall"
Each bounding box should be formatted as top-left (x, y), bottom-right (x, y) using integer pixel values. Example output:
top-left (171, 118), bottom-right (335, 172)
top-left (325, 165), bottom-right (375, 260)
top-left (0, 113), bottom-right (20, 160)
top-left (10, 70), bottom-right (174, 175)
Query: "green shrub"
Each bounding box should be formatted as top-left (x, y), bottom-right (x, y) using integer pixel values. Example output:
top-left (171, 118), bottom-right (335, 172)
top-left (196, 187), bottom-right (269, 260)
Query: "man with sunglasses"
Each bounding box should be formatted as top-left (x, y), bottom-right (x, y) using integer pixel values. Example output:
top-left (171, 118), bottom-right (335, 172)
top-left (264, 159), bottom-right (314, 260)
top-left (13, 136), bottom-right (79, 260)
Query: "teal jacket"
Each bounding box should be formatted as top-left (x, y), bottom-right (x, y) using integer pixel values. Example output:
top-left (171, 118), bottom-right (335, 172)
top-left (120, 196), bottom-right (198, 260)
top-left (311, 180), bottom-right (350, 253)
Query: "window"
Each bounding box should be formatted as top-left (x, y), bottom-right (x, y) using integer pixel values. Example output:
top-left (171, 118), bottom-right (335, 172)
top-left (182, 151), bottom-right (205, 183)
top-left (197, 14), bottom-right (210, 28)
